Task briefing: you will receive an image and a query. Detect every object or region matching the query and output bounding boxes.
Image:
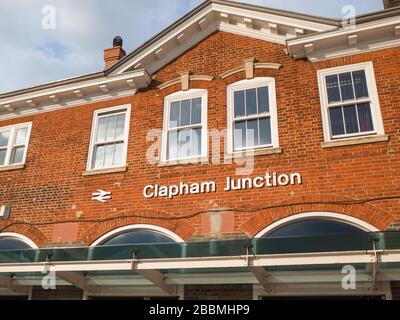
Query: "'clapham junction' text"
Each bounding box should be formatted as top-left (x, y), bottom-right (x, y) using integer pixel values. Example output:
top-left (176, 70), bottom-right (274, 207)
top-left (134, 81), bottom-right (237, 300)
top-left (143, 172), bottom-right (302, 199)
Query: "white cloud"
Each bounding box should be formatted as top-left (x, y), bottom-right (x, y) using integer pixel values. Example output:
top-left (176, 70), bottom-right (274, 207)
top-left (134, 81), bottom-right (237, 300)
top-left (0, 0), bottom-right (383, 93)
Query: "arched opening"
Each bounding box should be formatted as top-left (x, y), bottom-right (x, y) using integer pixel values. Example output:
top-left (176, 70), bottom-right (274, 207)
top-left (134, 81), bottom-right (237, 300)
top-left (100, 229), bottom-right (177, 246)
top-left (252, 212), bottom-right (378, 255)
top-left (0, 233), bottom-right (37, 250)
top-left (88, 225), bottom-right (183, 300)
top-left (90, 224), bottom-right (184, 246)
top-left (265, 219), bottom-right (367, 238)
top-left (254, 212), bottom-right (379, 238)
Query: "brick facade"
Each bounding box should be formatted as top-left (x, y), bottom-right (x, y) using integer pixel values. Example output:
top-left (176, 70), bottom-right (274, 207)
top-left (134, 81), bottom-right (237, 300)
top-left (1, 31), bottom-right (400, 246)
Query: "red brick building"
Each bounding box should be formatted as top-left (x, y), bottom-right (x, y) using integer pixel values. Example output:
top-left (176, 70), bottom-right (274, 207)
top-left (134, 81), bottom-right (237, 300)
top-left (0, 0), bottom-right (400, 300)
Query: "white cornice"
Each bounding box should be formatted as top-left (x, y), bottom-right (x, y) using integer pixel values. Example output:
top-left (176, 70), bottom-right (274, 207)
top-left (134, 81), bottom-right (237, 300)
top-left (0, 70), bottom-right (150, 121)
top-left (287, 15), bottom-right (400, 61)
top-left (306, 38), bottom-right (400, 62)
top-left (211, 3), bottom-right (334, 32)
top-left (109, 2), bottom-right (335, 77)
top-left (288, 15), bottom-right (400, 46)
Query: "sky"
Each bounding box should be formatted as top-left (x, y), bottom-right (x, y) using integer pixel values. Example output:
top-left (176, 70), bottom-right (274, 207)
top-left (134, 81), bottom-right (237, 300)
top-left (0, 0), bottom-right (384, 94)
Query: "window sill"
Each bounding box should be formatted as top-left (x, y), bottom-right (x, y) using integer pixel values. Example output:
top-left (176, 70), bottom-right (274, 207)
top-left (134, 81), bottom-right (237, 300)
top-left (82, 165), bottom-right (128, 176)
top-left (0, 164), bottom-right (25, 172)
top-left (226, 147), bottom-right (282, 160)
top-left (321, 134), bottom-right (389, 149)
top-left (159, 157), bottom-right (209, 167)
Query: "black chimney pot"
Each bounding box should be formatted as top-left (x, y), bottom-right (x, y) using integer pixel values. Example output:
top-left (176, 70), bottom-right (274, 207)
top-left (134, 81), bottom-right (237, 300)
top-left (113, 36), bottom-right (123, 47)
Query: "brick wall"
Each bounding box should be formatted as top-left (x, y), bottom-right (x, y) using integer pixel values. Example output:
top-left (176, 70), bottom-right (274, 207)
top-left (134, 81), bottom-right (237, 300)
top-left (0, 31), bottom-right (400, 246)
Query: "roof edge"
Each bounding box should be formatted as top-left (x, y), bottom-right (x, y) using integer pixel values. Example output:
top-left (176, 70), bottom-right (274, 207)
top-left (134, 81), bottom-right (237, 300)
top-left (105, 0), bottom-right (340, 75)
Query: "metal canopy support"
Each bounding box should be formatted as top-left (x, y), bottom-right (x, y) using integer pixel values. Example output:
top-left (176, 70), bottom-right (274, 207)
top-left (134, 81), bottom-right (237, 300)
top-left (56, 272), bottom-right (90, 290)
top-left (135, 269), bottom-right (177, 296)
top-left (0, 276), bottom-right (30, 295)
top-left (249, 267), bottom-right (273, 294)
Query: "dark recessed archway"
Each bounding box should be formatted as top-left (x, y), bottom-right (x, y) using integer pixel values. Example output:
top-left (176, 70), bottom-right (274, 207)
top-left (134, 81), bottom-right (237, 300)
top-left (264, 219), bottom-right (367, 238)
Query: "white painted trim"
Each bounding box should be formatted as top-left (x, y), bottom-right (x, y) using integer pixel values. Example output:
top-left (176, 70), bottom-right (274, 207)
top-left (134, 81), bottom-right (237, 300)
top-left (90, 224), bottom-right (184, 247)
top-left (227, 77), bottom-right (279, 154)
top-left (288, 15), bottom-right (400, 46)
top-left (317, 61), bottom-right (385, 143)
top-left (0, 249), bottom-right (397, 273)
top-left (0, 233), bottom-right (38, 249)
top-left (306, 38), bottom-right (400, 62)
top-left (0, 70), bottom-right (148, 109)
top-left (111, 2), bottom-right (334, 75)
top-left (253, 212), bottom-right (379, 239)
top-left (0, 89), bottom-right (137, 122)
top-left (86, 104), bottom-right (131, 172)
top-left (218, 23), bottom-right (286, 45)
top-left (0, 122), bottom-right (32, 168)
top-left (211, 3), bottom-right (335, 33)
top-left (160, 89), bottom-right (208, 164)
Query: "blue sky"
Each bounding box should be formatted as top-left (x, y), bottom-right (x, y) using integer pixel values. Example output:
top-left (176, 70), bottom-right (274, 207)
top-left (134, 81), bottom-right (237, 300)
top-left (0, 0), bottom-right (383, 93)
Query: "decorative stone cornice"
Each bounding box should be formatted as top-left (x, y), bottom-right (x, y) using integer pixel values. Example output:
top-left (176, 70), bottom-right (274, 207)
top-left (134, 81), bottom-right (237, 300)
top-left (0, 69), bottom-right (151, 121)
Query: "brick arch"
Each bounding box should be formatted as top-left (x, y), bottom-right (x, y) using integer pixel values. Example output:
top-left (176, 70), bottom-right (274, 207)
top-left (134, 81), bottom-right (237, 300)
top-left (0, 222), bottom-right (48, 247)
top-left (240, 194), bottom-right (396, 237)
top-left (81, 213), bottom-right (195, 245)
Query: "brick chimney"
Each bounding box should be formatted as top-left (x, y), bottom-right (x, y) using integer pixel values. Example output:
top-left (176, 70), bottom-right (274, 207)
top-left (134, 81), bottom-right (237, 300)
top-left (104, 36), bottom-right (126, 69)
top-left (383, 0), bottom-right (400, 9)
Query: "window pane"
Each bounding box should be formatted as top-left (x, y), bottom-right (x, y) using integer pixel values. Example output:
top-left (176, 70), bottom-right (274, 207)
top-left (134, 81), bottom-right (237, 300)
top-left (96, 117), bottom-right (108, 142)
top-left (167, 131), bottom-right (178, 160)
top-left (339, 72), bottom-right (355, 101)
top-left (191, 128), bottom-right (202, 157)
top-left (180, 100), bottom-right (190, 126)
top-left (191, 98), bottom-right (202, 125)
top-left (234, 121), bottom-right (246, 150)
top-left (93, 145), bottom-right (105, 169)
top-left (104, 144), bottom-right (116, 167)
top-left (329, 107), bottom-right (345, 136)
top-left (15, 128), bottom-right (28, 145)
top-left (325, 75), bottom-right (341, 104)
top-left (259, 118), bottom-right (272, 145)
top-left (343, 105), bottom-right (359, 134)
top-left (113, 142), bottom-right (124, 166)
top-left (0, 131), bottom-right (10, 148)
top-left (0, 150), bottom-right (6, 165)
top-left (234, 91), bottom-right (245, 118)
top-left (353, 70), bottom-right (369, 99)
top-left (257, 87), bottom-right (269, 114)
top-left (115, 114), bottom-right (126, 140)
top-left (357, 103), bottom-right (374, 132)
top-left (170, 101), bottom-right (180, 128)
top-left (246, 88), bottom-right (257, 115)
top-left (105, 115), bottom-right (117, 141)
top-left (178, 129), bottom-right (191, 158)
top-left (10, 147), bottom-right (25, 164)
top-left (247, 119), bottom-right (259, 147)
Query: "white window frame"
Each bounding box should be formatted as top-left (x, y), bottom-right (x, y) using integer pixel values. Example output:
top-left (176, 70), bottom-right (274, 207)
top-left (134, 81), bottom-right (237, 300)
top-left (161, 89), bottom-right (208, 164)
top-left (0, 122), bottom-right (32, 168)
top-left (227, 77), bottom-right (279, 154)
top-left (86, 105), bottom-right (131, 171)
top-left (317, 61), bottom-right (384, 142)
